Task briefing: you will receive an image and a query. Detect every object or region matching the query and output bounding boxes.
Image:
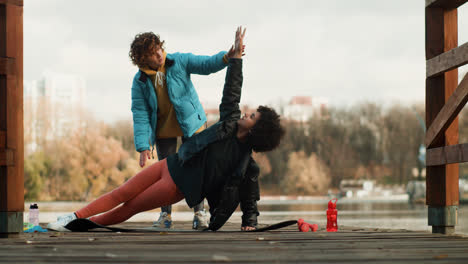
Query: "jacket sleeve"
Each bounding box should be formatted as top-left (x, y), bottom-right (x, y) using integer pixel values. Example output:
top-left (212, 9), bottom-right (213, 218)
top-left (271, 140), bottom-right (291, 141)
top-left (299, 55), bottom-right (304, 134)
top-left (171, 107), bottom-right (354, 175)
top-left (131, 78), bottom-right (151, 152)
top-left (240, 158), bottom-right (260, 227)
top-left (219, 58), bottom-right (243, 122)
top-left (208, 186), bottom-right (240, 231)
top-left (185, 51), bottom-right (227, 75)
top-left (208, 152), bottom-right (250, 231)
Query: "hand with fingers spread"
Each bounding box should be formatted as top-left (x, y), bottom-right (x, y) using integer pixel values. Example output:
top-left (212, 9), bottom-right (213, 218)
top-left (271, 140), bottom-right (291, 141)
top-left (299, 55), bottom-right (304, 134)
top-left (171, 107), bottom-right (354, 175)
top-left (234, 26), bottom-right (246, 58)
top-left (139, 149), bottom-right (152, 168)
top-left (227, 26), bottom-right (246, 59)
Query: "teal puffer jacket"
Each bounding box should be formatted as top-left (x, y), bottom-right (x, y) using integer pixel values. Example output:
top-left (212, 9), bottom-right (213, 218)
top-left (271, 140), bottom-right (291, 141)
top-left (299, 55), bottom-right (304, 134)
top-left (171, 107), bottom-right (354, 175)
top-left (131, 51), bottom-right (227, 152)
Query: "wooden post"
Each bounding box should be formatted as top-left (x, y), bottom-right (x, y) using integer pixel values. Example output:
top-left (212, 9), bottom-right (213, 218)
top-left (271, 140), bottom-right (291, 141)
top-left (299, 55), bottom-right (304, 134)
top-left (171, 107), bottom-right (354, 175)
top-left (0, 0), bottom-right (23, 238)
top-left (425, 6), bottom-right (459, 234)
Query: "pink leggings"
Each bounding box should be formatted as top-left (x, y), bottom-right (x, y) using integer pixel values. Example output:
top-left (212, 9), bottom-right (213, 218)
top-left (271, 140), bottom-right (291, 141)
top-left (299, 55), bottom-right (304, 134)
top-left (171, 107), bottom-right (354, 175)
top-left (75, 159), bottom-right (184, 226)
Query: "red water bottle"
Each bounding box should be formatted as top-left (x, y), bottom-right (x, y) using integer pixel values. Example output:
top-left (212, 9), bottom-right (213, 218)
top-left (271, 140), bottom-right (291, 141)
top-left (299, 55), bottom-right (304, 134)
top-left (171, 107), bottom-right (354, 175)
top-left (326, 198), bottom-right (338, 232)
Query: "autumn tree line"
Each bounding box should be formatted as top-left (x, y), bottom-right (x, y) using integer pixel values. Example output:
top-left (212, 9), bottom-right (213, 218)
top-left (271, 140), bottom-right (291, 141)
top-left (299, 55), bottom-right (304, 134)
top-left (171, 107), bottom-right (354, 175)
top-left (24, 100), bottom-right (468, 201)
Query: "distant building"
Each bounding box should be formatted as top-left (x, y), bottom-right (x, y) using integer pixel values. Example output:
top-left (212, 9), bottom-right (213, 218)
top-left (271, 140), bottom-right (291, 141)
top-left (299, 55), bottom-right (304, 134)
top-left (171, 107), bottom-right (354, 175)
top-left (204, 104), bottom-right (257, 123)
top-left (38, 70), bottom-right (86, 105)
top-left (203, 96), bottom-right (328, 124)
top-left (283, 96), bottom-right (328, 122)
top-left (41, 71), bottom-right (86, 134)
top-left (24, 71), bottom-right (87, 152)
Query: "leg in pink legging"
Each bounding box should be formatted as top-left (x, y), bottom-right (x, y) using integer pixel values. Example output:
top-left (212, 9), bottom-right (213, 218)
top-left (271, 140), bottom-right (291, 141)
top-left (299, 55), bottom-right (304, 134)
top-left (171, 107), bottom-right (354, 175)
top-left (75, 159), bottom-right (184, 226)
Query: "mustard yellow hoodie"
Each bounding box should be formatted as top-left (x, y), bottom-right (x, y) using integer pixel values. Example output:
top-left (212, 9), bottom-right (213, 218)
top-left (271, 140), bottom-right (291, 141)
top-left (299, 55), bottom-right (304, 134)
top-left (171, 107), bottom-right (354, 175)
top-left (140, 51), bottom-right (204, 138)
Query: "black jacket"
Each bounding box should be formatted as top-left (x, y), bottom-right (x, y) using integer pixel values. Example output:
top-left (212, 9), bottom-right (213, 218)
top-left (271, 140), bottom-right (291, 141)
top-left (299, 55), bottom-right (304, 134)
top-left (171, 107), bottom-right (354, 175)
top-left (176, 58), bottom-right (259, 230)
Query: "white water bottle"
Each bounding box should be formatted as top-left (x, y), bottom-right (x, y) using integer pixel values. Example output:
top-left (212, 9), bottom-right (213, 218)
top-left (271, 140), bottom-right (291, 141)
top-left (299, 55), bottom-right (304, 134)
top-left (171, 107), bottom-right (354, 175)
top-left (29, 203), bottom-right (39, 226)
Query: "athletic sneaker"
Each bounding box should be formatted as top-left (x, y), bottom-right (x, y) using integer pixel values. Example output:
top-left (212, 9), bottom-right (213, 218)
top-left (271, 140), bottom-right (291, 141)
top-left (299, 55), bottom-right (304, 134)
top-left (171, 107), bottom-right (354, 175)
top-left (192, 209), bottom-right (209, 230)
top-left (153, 212), bottom-right (172, 228)
top-left (47, 213), bottom-right (77, 232)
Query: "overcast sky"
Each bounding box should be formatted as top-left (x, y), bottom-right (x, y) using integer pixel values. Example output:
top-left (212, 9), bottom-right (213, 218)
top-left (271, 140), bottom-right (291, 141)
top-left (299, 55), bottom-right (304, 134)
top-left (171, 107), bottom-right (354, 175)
top-left (24, 0), bottom-right (468, 122)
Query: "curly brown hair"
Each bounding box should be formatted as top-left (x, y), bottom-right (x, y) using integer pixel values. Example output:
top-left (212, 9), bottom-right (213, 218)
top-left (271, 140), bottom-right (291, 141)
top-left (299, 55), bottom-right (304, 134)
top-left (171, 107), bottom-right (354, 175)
top-left (129, 32), bottom-right (165, 68)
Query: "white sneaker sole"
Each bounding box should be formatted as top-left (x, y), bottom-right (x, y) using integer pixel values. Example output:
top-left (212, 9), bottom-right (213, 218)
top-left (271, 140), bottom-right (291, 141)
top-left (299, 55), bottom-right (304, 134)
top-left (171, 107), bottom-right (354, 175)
top-left (193, 219), bottom-right (209, 229)
top-left (152, 222), bottom-right (173, 228)
top-left (46, 222), bottom-right (71, 232)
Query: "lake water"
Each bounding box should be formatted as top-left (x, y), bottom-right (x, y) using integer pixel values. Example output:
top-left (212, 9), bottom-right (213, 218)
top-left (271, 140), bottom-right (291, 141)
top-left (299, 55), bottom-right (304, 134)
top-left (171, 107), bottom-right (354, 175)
top-left (26, 197), bottom-right (468, 235)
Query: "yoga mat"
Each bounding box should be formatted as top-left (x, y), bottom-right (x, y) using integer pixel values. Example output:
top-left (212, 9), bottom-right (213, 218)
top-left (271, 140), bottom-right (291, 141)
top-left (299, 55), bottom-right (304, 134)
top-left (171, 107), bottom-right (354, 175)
top-left (64, 218), bottom-right (298, 233)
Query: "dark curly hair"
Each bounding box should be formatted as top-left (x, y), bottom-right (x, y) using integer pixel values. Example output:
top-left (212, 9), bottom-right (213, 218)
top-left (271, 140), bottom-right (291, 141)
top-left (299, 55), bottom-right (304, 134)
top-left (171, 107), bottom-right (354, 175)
top-left (129, 32), bottom-right (165, 68)
top-left (246, 106), bottom-right (285, 152)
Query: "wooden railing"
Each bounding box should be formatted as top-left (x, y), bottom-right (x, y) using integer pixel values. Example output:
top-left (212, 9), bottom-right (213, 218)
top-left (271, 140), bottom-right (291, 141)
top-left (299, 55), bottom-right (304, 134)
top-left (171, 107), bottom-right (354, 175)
top-left (425, 0), bottom-right (468, 234)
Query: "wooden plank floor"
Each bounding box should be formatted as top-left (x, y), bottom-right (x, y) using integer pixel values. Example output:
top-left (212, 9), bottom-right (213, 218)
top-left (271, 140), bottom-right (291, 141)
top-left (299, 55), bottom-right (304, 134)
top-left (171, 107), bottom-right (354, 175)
top-left (1, 221), bottom-right (468, 263)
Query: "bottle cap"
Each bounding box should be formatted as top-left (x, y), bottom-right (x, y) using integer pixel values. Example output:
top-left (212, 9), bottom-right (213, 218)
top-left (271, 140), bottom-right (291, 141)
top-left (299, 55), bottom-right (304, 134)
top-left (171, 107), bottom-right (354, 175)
top-left (328, 198), bottom-right (337, 209)
top-left (29, 203), bottom-right (38, 209)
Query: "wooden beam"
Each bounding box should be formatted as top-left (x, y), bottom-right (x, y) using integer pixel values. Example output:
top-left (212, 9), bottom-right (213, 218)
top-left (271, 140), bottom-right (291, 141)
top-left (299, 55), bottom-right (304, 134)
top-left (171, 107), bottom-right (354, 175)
top-left (0, 57), bottom-right (14, 75)
top-left (427, 143), bottom-right (468, 166)
top-left (0, 6), bottom-right (5, 133)
top-left (0, 0), bottom-right (23, 6)
top-left (425, 7), bottom-right (459, 208)
top-left (426, 0), bottom-right (467, 8)
top-left (425, 73), bottom-right (468, 147)
top-left (0, 148), bottom-right (14, 166)
top-left (426, 42), bottom-right (468, 77)
top-left (0, 2), bottom-right (23, 217)
top-left (0, 131), bottom-right (5, 148)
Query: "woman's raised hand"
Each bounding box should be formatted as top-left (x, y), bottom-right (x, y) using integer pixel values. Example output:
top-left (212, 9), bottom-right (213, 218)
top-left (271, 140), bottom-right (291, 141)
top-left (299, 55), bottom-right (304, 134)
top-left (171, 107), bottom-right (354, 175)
top-left (233, 26), bottom-right (246, 59)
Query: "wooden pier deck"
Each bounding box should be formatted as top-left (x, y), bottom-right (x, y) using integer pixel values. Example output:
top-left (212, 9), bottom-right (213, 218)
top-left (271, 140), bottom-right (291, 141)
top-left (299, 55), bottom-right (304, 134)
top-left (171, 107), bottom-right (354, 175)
top-left (1, 221), bottom-right (468, 263)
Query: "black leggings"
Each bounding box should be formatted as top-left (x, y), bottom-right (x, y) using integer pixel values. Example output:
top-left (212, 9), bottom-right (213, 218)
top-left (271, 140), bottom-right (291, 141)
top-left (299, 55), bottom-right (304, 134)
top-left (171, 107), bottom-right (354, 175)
top-left (155, 137), bottom-right (204, 214)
